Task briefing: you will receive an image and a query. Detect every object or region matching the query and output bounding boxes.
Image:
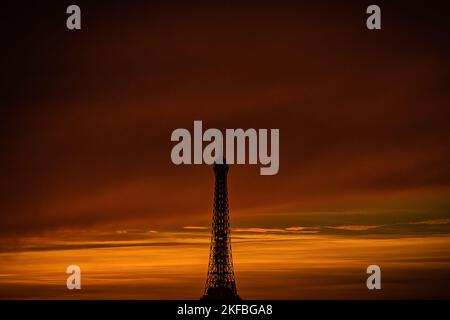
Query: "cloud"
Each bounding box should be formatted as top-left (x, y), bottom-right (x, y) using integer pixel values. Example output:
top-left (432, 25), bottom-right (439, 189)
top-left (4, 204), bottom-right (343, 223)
top-left (1, 1), bottom-right (449, 237)
top-left (233, 227), bottom-right (319, 234)
top-left (329, 225), bottom-right (384, 231)
top-left (2, 226), bottom-right (450, 299)
top-left (411, 218), bottom-right (450, 225)
top-left (182, 226), bottom-right (208, 230)
top-left (233, 228), bottom-right (286, 233)
top-left (285, 226), bottom-right (307, 231)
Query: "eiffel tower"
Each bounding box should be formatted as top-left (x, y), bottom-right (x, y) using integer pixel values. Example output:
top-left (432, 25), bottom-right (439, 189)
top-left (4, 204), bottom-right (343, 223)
top-left (201, 159), bottom-right (240, 300)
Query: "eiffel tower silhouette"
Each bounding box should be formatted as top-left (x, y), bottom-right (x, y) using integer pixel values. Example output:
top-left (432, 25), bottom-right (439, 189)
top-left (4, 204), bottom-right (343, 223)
top-left (201, 159), bottom-right (240, 300)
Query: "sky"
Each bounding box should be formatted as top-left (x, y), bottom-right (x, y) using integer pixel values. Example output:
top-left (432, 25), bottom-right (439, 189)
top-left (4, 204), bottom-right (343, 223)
top-left (1, 1), bottom-right (450, 299)
top-left (1, 225), bottom-right (450, 299)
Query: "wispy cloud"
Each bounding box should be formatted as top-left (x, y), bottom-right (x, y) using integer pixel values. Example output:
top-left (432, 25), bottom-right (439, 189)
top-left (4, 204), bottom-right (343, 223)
top-left (411, 218), bottom-right (450, 225)
top-left (233, 227), bottom-right (286, 233)
top-left (182, 226), bottom-right (208, 230)
top-left (233, 227), bottom-right (320, 234)
top-left (285, 226), bottom-right (307, 231)
top-left (329, 225), bottom-right (384, 231)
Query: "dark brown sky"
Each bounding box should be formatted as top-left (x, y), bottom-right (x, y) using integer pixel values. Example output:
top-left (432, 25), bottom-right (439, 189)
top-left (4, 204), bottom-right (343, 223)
top-left (1, 1), bottom-right (450, 236)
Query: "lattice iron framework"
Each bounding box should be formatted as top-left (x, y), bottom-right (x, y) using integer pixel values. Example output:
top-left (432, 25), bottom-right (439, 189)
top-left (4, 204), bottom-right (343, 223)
top-left (202, 160), bottom-right (240, 300)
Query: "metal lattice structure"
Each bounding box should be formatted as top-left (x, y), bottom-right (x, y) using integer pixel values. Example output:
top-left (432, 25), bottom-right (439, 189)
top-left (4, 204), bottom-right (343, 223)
top-left (202, 160), bottom-right (240, 300)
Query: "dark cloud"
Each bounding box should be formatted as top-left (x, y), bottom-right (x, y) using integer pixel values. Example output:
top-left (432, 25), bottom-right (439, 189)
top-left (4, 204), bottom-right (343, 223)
top-left (1, 1), bottom-right (450, 235)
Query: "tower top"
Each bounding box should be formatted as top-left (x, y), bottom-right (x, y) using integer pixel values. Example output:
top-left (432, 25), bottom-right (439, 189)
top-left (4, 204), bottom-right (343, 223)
top-left (213, 158), bottom-right (229, 174)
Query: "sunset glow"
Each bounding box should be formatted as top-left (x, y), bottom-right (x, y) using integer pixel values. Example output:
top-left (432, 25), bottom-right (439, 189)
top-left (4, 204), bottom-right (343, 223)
top-left (1, 1), bottom-right (449, 300)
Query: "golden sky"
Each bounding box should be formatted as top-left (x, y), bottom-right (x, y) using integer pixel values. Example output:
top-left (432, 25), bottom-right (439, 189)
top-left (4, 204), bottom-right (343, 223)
top-left (1, 1), bottom-right (449, 299)
top-left (1, 225), bottom-right (450, 299)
